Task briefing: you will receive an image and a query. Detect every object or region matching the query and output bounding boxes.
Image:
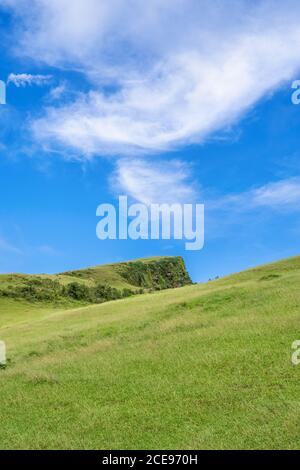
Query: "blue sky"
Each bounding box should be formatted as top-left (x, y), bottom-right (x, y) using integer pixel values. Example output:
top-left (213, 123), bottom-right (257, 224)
top-left (1, 0), bottom-right (300, 282)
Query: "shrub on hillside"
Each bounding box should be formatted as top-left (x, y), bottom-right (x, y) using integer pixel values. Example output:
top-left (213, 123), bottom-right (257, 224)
top-left (65, 282), bottom-right (92, 301)
top-left (118, 257), bottom-right (192, 290)
top-left (122, 288), bottom-right (134, 298)
top-left (0, 278), bottom-right (63, 302)
top-left (92, 283), bottom-right (122, 303)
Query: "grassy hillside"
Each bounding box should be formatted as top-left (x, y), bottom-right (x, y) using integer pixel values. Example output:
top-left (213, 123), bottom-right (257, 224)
top-left (0, 256), bottom-right (191, 306)
top-left (1, 255), bottom-right (300, 449)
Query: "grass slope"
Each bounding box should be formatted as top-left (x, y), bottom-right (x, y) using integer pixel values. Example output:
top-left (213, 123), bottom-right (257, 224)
top-left (0, 256), bottom-right (191, 306)
top-left (1, 255), bottom-right (300, 449)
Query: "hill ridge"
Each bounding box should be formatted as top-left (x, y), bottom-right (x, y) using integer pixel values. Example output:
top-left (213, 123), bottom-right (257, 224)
top-left (0, 256), bottom-right (192, 306)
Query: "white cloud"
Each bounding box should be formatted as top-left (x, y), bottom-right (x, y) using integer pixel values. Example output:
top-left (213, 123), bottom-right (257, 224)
top-left (112, 158), bottom-right (198, 205)
top-left (7, 73), bottom-right (52, 87)
top-left (112, 164), bottom-right (300, 228)
top-left (48, 83), bottom-right (67, 101)
top-left (212, 178), bottom-right (300, 213)
top-left (3, 0), bottom-right (300, 156)
top-left (252, 179), bottom-right (300, 208)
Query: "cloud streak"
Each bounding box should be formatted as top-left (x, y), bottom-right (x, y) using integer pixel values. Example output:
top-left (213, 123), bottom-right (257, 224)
top-left (112, 158), bottom-right (198, 205)
top-left (3, 0), bottom-right (300, 156)
top-left (211, 178), bottom-right (300, 213)
top-left (7, 73), bottom-right (52, 87)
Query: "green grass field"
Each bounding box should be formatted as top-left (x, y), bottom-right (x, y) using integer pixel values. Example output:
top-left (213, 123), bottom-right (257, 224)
top-left (1, 255), bottom-right (300, 449)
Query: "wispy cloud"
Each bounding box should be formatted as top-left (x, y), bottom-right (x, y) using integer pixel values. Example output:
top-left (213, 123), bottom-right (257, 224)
top-left (211, 178), bottom-right (300, 213)
top-left (112, 158), bottom-right (198, 205)
top-left (0, 236), bottom-right (22, 255)
top-left (3, 0), bottom-right (300, 157)
top-left (37, 245), bottom-right (60, 256)
top-left (48, 83), bottom-right (67, 101)
top-left (251, 179), bottom-right (300, 209)
top-left (7, 73), bottom-right (52, 88)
